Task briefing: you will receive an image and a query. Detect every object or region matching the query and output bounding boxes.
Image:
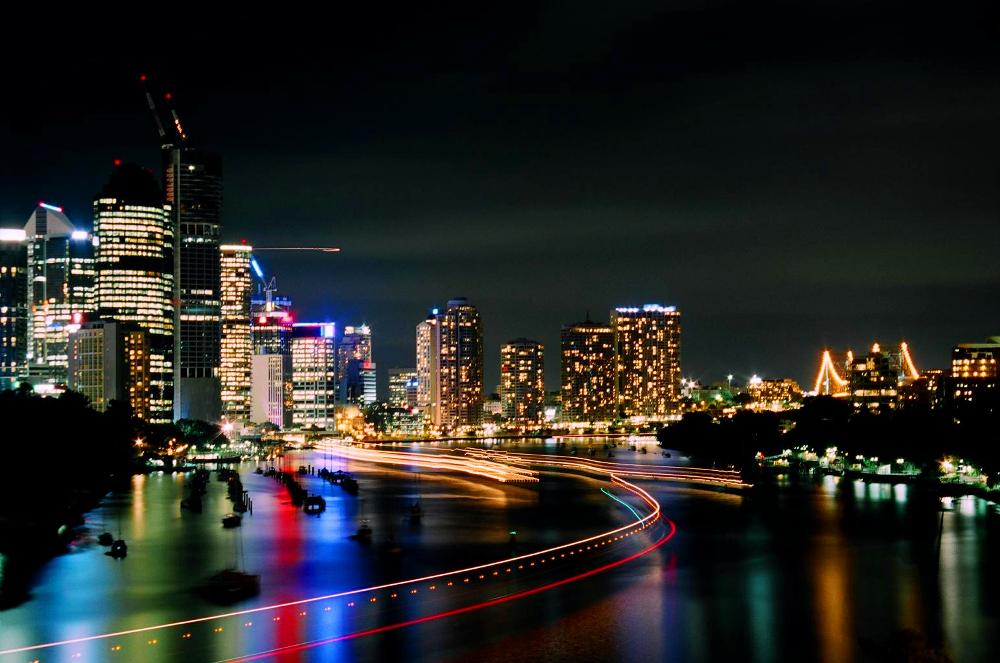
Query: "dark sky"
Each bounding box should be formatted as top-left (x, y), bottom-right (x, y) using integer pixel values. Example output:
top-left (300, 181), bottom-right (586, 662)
top-left (3, 2), bottom-right (1000, 395)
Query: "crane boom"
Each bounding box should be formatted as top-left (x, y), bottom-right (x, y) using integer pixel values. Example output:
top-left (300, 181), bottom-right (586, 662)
top-left (252, 247), bottom-right (341, 253)
top-left (140, 74), bottom-right (167, 139)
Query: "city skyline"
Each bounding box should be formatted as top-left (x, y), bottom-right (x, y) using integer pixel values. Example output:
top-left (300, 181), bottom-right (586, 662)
top-left (3, 5), bottom-right (998, 392)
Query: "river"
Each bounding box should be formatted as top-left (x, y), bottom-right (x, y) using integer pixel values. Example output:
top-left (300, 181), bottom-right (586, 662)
top-left (1, 437), bottom-right (997, 662)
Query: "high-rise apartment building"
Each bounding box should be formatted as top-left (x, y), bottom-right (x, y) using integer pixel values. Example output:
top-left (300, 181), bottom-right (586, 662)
top-left (23, 203), bottom-right (95, 380)
top-left (500, 339), bottom-right (544, 425)
top-left (416, 312), bottom-right (442, 425)
top-left (165, 147), bottom-right (223, 422)
top-left (948, 339), bottom-right (1000, 420)
top-left (0, 228), bottom-right (28, 390)
top-left (337, 324), bottom-right (373, 404)
top-left (93, 164), bottom-right (175, 423)
top-left (219, 244), bottom-right (253, 424)
top-left (611, 304), bottom-right (681, 419)
top-left (388, 368), bottom-right (419, 409)
top-left (291, 323), bottom-right (337, 429)
top-left (438, 298), bottom-right (483, 429)
top-left (560, 320), bottom-right (616, 422)
top-left (67, 320), bottom-right (150, 418)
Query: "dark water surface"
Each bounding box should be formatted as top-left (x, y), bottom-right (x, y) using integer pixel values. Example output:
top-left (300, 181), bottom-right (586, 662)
top-left (1, 439), bottom-right (997, 662)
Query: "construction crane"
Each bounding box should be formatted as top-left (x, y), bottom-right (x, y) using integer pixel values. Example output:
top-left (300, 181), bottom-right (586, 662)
top-left (252, 247), bottom-right (341, 253)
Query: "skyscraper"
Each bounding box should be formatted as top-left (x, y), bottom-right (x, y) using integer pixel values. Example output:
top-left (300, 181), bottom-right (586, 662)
top-left (416, 312), bottom-right (442, 425)
top-left (560, 320), bottom-right (616, 422)
top-left (337, 325), bottom-right (374, 405)
top-left (611, 304), bottom-right (681, 419)
top-left (165, 147), bottom-right (223, 422)
top-left (500, 339), bottom-right (544, 425)
top-left (250, 353), bottom-right (293, 428)
top-left (23, 203), bottom-right (95, 380)
top-left (0, 228), bottom-right (28, 391)
top-left (93, 164), bottom-right (175, 423)
top-left (219, 244), bottom-right (253, 424)
top-left (291, 323), bottom-right (337, 429)
top-left (388, 368), bottom-right (419, 409)
top-left (438, 298), bottom-right (484, 429)
top-left (67, 320), bottom-right (150, 419)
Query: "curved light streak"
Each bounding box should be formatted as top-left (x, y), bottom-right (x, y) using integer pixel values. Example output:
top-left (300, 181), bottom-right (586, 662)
top-left (463, 448), bottom-right (750, 488)
top-left (224, 519), bottom-right (678, 662)
top-left (0, 475), bottom-right (659, 657)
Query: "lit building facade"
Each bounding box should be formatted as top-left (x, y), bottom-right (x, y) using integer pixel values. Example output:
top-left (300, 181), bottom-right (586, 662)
top-left (93, 164), bottom-right (174, 422)
top-left (848, 344), bottom-right (898, 410)
top-left (165, 147), bottom-right (223, 422)
top-left (250, 353), bottom-right (293, 428)
top-left (219, 244), bottom-right (253, 423)
top-left (500, 339), bottom-right (545, 425)
top-left (67, 320), bottom-right (150, 418)
top-left (388, 368), bottom-right (419, 409)
top-left (0, 228), bottom-right (28, 390)
top-left (337, 324), bottom-right (374, 405)
top-left (416, 312), bottom-right (441, 425)
top-left (560, 320), bottom-right (615, 422)
top-left (23, 203), bottom-right (95, 380)
top-left (948, 339), bottom-right (1000, 420)
top-left (611, 304), bottom-right (681, 419)
top-left (745, 377), bottom-right (802, 411)
top-left (438, 298), bottom-right (484, 429)
top-left (291, 323), bottom-right (337, 429)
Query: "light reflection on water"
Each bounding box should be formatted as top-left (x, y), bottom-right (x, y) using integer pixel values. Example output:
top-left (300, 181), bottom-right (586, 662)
top-left (0, 438), bottom-right (998, 662)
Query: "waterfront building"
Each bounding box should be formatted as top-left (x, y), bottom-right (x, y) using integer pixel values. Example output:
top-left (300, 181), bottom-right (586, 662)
top-left (611, 304), bottom-right (682, 419)
top-left (291, 323), bottom-right (337, 430)
top-left (22, 203), bottom-right (95, 381)
top-left (67, 320), bottom-right (150, 418)
top-left (416, 312), bottom-right (442, 426)
top-left (164, 147), bottom-right (223, 422)
top-left (388, 368), bottom-right (419, 409)
top-left (500, 338), bottom-right (545, 425)
top-left (219, 244), bottom-right (253, 423)
top-left (250, 353), bottom-right (292, 428)
top-left (337, 324), bottom-right (373, 404)
top-left (948, 339), bottom-right (1000, 420)
top-left (0, 228), bottom-right (28, 390)
top-left (745, 377), bottom-right (802, 411)
top-left (93, 164), bottom-right (174, 423)
top-left (560, 320), bottom-right (615, 422)
top-left (437, 298), bottom-right (484, 429)
top-left (848, 343), bottom-right (899, 410)
top-left (219, 244), bottom-right (253, 424)
top-left (899, 369), bottom-right (947, 412)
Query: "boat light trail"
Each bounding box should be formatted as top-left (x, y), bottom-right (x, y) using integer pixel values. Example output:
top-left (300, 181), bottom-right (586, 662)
top-left (223, 519), bottom-right (677, 662)
top-left (0, 475), bottom-right (658, 657)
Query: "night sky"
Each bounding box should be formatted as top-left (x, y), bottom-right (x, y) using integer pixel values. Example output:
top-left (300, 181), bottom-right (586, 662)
top-left (3, 2), bottom-right (999, 395)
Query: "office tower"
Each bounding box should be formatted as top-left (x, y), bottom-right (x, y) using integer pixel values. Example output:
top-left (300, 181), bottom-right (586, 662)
top-left (164, 147), bottom-right (223, 422)
top-left (0, 228), bottom-right (28, 390)
top-left (219, 244), bottom-right (253, 423)
top-left (611, 304), bottom-right (681, 419)
top-left (250, 353), bottom-right (293, 428)
top-left (291, 323), bottom-right (337, 429)
top-left (23, 203), bottom-right (95, 380)
top-left (388, 368), bottom-right (419, 409)
top-left (438, 298), bottom-right (484, 429)
top-left (251, 298), bottom-right (293, 355)
top-left (500, 339), bottom-right (544, 425)
top-left (416, 312), bottom-right (442, 425)
top-left (560, 320), bottom-right (616, 422)
top-left (67, 321), bottom-right (150, 418)
top-left (337, 324), bottom-right (373, 404)
top-left (93, 163), bottom-right (175, 423)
